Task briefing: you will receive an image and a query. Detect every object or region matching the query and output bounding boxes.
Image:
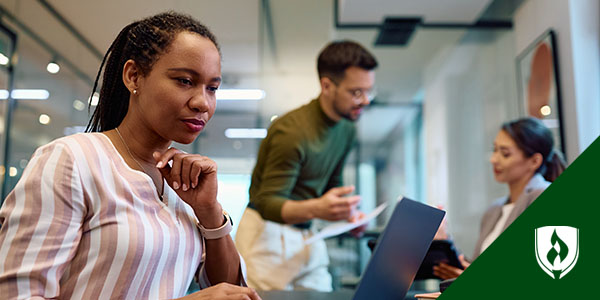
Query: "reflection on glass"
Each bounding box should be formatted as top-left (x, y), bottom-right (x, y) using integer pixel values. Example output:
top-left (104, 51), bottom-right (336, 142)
top-left (1, 31), bottom-right (92, 198)
top-left (0, 24), bottom-right (15, 199)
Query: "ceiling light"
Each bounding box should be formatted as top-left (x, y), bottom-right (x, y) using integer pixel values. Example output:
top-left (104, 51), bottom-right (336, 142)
top-left (89, 92), bottom-right (99, 106)
top-left (216, 89), bottom-right (266, 100)
top-left (540, 105), bottom-right (552, 116)
top-left (224, 128), bottom-right (267, 139)
top-left (9, 167), bottom-right (17, 177)
top-left (73, 99), bottom-right (86, 111)
top-left (47, 61), bottom-right (60, 74)
top-left (10, 89), bottom-right (50, 100)
top-left (0, 53), bottom-right (9, 65)
top-left (39, 114), bottom-right (51, 125)
top-left (0, 89), bottom-right (51, 100)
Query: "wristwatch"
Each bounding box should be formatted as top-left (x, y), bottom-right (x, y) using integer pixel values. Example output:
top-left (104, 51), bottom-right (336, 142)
top-left (197, 210), bottom-right (233, 240)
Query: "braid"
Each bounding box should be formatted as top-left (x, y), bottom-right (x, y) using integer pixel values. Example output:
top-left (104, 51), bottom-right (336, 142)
top-left (86, 22), bottom-right (138, 132)
top-left (86, 12), bottom-right (219, 132)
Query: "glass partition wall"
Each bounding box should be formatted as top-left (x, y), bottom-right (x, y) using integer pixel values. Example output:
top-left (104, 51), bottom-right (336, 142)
top-left (0, 23), bottom-right (16, 202)
top-left (0, 18), bottom-right (93, 201)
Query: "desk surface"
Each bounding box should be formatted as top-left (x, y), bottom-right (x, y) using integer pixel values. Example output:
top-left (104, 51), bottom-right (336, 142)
top-left (257, 290), bottom-right (354, 300)
top-left (257, 289), bottom-right (433, 300)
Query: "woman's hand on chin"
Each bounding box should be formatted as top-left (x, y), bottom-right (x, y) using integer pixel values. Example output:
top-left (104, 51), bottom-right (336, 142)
top-left (154, 148), bottom-right (223, 226)
top-left (176, 282), bottom-right (261, 300)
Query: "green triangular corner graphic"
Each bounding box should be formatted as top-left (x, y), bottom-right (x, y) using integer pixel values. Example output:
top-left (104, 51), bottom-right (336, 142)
top-left (439, 136), bottom-right (600, 300)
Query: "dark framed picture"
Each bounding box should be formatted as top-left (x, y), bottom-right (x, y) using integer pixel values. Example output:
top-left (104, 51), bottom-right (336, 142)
top-left (516, 30), bottom-right (565, 156)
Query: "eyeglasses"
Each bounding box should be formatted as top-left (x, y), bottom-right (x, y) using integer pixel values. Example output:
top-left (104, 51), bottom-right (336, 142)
top-left (329, 77), bottom-right (377, 101)
top-left (346, 88), bottom-right (377, 101)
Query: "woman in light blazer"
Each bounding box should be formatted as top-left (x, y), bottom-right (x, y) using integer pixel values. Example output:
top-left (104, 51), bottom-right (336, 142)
top-left (434, 117), bottom-right (565, 280)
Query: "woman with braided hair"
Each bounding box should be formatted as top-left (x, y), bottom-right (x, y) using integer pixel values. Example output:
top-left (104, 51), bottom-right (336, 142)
top-left (0, 12), bottom-right (259, 300)
top-left (433, 117), bottom-right (566, 280)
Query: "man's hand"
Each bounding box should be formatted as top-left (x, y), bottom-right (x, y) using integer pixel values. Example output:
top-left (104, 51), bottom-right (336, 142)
top-left (348, 211), bottom-right (367, 237)
top-left (281, 185), bottom-right (361, 224)
top-left (312, 186), bottom-right (361, 221)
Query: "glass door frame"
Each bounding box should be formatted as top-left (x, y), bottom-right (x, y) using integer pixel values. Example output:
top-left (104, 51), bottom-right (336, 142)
top-left (0, 21), bottom-right (17, 203)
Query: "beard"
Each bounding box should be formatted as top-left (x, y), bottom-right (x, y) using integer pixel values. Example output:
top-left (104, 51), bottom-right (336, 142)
top-left (333, 102), bottom-right (354, 121)
top-left (332, 90), bottom-right (359, 122)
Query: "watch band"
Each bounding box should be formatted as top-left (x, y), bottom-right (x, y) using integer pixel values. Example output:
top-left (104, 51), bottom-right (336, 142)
top-left (197, 210), bottom-right (233, 240)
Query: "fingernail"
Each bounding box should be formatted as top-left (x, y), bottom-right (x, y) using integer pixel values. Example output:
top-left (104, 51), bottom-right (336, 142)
top-left (192, 182), bottom-right (197, 188)
top-left (182, 184), bottom-right (188, 191)
top-left (156, 161), bottom-right (163, 168)
top-left (173, 182), bottom-right (179, 190)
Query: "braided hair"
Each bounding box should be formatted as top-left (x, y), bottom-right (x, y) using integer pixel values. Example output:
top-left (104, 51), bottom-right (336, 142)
top-left (501, 117), bottom-right (566, 182)
top-left (86, 11), bottom-right (220, 132)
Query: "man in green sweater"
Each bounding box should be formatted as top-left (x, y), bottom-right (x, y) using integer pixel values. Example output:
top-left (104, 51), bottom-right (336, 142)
top-left (235, 41), bottom-right (378, 291)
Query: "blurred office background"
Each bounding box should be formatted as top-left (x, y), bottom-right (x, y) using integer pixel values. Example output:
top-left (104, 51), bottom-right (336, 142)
top-left (0, 0), bottom-right (598, 291)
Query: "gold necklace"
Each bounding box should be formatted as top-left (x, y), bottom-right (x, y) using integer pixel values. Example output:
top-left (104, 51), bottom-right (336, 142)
top-left (115, 127), bottom-right (164, 201)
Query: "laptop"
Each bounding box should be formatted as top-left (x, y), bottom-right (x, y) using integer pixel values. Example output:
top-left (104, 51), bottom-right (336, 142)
top-left (352, 197), bottom-right (445, 300)
top-left (257, 197), bottom-right (445, 300)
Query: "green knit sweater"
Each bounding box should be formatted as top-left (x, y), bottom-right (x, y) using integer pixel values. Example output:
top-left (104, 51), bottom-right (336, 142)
top-left (248, 98), bottom-right (356, 226)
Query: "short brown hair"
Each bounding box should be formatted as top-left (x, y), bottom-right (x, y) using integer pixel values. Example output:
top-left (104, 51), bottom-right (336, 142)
top-left (317, 40), bottom-right (377, 82)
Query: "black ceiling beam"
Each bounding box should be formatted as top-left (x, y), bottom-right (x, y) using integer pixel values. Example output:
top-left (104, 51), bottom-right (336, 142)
top-left (333, 0), bottom-right (512, 46)
top-left (420, 20), bottom-right (512, 29)
top-left (334, 19), bottom-right (512, 30)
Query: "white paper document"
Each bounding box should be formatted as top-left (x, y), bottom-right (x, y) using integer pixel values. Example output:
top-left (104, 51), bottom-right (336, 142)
top-left (305, 202), bottom-right (388, 245)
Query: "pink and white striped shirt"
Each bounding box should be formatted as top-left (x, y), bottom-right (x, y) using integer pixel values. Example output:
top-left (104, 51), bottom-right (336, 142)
top-left (0, 133), bottom-right (214, 299)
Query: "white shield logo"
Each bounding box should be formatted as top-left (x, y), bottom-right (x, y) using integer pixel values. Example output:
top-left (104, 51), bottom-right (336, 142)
top-left (535, 226), bottom-right (579, 279)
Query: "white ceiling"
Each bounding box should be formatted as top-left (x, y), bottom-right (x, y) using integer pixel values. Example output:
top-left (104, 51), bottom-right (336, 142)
top-left (43, 0), bottom-right (261, 77)
top-left (0, 0), bottom-right (494, 156)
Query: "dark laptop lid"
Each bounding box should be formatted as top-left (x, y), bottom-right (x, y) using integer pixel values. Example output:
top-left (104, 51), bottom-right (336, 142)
top-left (352, 197), bottom-right (445, 300)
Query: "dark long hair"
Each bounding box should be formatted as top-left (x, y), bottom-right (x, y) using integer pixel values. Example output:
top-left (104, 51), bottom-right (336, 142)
top-left (86, 11), bottom-right (219, 132)
top-left (501, 117), bottom-right (566, 182)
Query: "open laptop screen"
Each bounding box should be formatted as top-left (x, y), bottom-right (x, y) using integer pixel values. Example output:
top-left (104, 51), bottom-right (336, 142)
top-left (353, 197), bottom-right (445, 300)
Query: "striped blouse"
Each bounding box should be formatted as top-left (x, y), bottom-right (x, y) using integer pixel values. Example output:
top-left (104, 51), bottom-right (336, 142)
top-left (0, 133), bottom-right (216, 299)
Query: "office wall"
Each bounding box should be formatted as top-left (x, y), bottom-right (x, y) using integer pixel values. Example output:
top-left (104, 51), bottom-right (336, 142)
top-left (423, 0), bottom-right (600, 257)
top-left (514, 0), bottom-right (600, 162)
top-left (423, 30), bottom-right (519, 257)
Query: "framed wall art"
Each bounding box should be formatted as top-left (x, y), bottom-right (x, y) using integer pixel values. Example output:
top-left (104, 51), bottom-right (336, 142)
top-left (516, 29), bottom-right (565, 156)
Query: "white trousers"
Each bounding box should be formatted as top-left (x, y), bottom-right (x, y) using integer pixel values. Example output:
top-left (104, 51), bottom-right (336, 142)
top-left (234, 208), bottom-right (332, 291)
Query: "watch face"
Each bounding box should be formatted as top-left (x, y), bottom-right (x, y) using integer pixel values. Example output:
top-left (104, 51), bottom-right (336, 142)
top-left (223, 210), bottom-right (233, 225)
top-left (197, 210), bottom-right (234, 239)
